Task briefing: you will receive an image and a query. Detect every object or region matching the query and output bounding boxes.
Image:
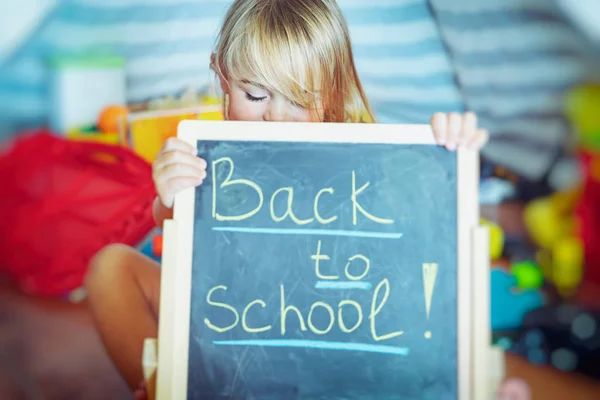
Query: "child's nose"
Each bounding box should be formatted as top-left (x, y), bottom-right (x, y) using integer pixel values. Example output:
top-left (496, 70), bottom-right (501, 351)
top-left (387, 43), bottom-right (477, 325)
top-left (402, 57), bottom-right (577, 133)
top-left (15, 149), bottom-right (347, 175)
top-left (264, 98), bottom-right (289, 122)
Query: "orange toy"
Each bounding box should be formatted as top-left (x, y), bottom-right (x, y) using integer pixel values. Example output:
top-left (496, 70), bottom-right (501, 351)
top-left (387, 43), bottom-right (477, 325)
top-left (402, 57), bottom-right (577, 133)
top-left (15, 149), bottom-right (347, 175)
top-left (152, 234), bottom-right (163, 258)
top-left (98, 105), bottom-right (129, 133)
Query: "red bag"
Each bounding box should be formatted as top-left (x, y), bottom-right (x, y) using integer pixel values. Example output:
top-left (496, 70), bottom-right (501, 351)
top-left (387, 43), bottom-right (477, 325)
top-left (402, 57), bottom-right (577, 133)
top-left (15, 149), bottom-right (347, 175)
top-left (0, 131), bottom-right (156, 296)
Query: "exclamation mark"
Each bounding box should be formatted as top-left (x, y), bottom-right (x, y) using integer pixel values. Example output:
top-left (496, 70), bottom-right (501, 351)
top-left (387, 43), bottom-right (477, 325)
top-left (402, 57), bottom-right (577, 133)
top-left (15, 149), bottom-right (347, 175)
top-left (422, 263), bottom-right (438, 339)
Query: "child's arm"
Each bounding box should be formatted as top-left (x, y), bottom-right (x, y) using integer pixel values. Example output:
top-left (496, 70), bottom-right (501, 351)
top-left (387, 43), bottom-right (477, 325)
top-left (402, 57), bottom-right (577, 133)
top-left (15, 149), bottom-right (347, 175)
top-left (152, 196), bottom-right (173, 229)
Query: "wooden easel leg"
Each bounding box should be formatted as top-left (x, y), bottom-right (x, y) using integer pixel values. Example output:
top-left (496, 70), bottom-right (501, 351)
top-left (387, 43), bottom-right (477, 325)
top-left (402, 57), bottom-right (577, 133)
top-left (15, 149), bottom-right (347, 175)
top-left (141, 219), bottom-right (179, 400)
top-left (472, 225), bottom-right (505, 399)
top-left (489, 345), bottom-right (506, 396)
top-left (143, 338), bottom-right (158, 400)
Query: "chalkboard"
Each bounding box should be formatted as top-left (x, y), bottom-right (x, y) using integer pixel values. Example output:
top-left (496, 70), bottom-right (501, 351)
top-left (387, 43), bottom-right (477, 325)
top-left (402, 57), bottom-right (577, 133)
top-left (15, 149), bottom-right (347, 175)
top-left (159, 120), bottom-right (479, 400)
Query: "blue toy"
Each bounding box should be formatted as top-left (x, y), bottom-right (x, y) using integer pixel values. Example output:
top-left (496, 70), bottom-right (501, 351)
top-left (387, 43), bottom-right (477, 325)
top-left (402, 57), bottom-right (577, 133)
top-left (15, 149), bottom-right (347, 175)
top-left (491, 268), bottom-right (544, 331)
top-left (139, 228), bottom-right (162, 263)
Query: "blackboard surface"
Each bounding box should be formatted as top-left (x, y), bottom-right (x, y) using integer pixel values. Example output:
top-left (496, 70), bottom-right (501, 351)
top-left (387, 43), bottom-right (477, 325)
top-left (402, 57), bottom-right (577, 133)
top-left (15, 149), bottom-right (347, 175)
top-left (186, 139), bottom-right (459, 400)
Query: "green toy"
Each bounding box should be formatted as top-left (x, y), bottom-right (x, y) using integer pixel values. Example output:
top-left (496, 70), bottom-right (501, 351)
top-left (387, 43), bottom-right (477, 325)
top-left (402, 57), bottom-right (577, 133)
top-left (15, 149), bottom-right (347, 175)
top-left (511, 261), bottom-right (544, 289)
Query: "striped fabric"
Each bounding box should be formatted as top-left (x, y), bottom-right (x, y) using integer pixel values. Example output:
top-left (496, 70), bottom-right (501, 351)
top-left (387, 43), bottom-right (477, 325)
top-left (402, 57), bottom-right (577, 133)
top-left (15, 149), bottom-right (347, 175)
top-left (1, 0), bottom-right (594, 181)
top-left (429, 0), bottom-right (598, 180)
top-left (0, 0), bottom-right (462, 139)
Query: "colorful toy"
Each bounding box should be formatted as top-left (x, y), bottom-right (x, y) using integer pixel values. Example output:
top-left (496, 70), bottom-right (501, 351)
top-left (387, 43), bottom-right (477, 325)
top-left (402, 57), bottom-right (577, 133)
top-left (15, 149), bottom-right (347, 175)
top-left (481, 218), bottom-right (504, 260)
top-left (491, 268), bottom-right (544, 331)
top-left (566, 85), bottom-right (600, 149)
top-left (152, 234), bottom-right (163, 258)
top-left (126, 98), bottom-right (223, 162)
top-left (49, 54), bottom-right (126, 134)
top-left (523, 177), bottom-right (584, 296)
top-left (513, 304), bottom-right (600, 379)
top-left (510, 261), bottom-right (543, 290)
top-left (139, 229), bottom-right (163, 262)
top-left (523, 84), bottom-right (600, 292)
top-left (98, 104), bottom-right (129, 133)
top-left (552, 236), bottom-right (585, 295)
top-left (566, 84), bottom-right (600, 286)
top-left (524, 185), bottom-right (580, 241)
top-left (66, 129), bottom-right (121, 145)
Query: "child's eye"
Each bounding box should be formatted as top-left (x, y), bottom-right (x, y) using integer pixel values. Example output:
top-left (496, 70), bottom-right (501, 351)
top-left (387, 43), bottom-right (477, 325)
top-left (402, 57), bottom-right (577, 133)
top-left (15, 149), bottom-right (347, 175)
top-left (245, 92), bottom-right (267, 102)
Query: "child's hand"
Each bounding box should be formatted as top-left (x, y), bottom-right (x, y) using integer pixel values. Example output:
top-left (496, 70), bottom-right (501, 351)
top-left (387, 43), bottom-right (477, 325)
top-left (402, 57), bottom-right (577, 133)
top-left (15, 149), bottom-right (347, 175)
top-left (430, 112), bottom-right (489, 151)
top-left (152, 137), bottom-right (207, 208)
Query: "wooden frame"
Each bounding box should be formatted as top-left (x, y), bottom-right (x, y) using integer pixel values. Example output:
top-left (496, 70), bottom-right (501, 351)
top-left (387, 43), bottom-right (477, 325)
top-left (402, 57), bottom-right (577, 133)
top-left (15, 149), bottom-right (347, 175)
top-left (151, 120), bottom-right (484, 400)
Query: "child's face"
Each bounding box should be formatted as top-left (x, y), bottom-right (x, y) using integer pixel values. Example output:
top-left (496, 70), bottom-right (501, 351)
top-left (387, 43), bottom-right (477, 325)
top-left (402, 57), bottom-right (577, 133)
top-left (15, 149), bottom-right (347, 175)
top-left (225, 78), bottom-right (323, 122)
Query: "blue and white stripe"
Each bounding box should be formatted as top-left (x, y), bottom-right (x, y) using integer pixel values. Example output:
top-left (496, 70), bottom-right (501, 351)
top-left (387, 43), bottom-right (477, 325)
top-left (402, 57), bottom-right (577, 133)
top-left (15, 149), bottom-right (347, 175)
top-left (0, 0), bottom-right (461, 139)
top-left (0, 0), bottom-right (592, 181)
top-left (429, 0), bottom-right (595, 179)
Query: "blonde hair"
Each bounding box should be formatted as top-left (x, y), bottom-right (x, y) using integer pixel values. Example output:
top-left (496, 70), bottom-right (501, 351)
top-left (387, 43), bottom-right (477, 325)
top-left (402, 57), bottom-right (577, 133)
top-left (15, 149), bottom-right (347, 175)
top-left (212, 0), bottom-right (374, 123)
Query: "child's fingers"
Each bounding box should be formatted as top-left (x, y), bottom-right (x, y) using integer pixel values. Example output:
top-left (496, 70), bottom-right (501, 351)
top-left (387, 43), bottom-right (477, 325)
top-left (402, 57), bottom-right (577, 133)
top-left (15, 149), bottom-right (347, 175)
top-left (459, 112), bottom-right (477, 146)
top-left (158, 176), bottom-right (205, 208)
top-left (445, 112), bottom-right (462, 150)
top-left (430, 112), bottom-right (448, 145)
top-left (155, 163), bottom-right (207, 184)
top-left (466, 128), bottom-right (489, 151)
top-left (161, 137), bottom-right (197, 155)
top-left (153, 150), bottom-right (206, 174)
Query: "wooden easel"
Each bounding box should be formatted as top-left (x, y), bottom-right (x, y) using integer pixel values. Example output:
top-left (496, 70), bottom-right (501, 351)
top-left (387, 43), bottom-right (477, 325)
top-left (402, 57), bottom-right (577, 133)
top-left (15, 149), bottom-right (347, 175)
top-left (471, 225), bottom-right (506, 398)
top-left (143, 223), bottom-right (505, 400)
top-left (141, 120), bottom-right (504, 399)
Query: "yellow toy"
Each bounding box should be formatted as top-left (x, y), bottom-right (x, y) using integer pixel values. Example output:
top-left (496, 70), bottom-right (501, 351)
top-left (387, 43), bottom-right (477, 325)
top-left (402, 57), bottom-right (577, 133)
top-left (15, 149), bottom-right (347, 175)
top-left (480, 218), bottom-right (504, 261)
top-left (522, 83), bottom-right (600, 296)
top-left (523, 183), bottom-right (584, 296)
top-left (552, 237), bottom-right (584, 296)
top-left (566, 85), bottom-right (600, 150)
top-left (523, 189), bottom-right (579, 250)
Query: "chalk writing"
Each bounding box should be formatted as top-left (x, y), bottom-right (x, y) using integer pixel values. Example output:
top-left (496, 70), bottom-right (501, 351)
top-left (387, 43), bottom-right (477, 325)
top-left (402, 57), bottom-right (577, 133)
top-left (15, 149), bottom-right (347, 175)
top-left (212, 157), bottom-right (394, 226)
top-left (204, 156), bottom-right (439, 354)
top-left (204, 279), bottom-right (403, 341)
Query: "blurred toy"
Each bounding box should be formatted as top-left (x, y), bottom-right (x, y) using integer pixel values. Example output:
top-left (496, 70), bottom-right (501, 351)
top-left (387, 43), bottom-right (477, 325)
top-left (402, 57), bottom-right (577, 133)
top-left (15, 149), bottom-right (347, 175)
top-left (524, 84), bottom-right (600, 292)
top-left (140, 230), bottom-right (163, 263)
top-left (49, 54), bottom-right (126, 134)
top-left (481, 218), bottom-right (505, 260)
top-left (66, 128), bottom-right (121, 145)
top-left (512, 303), bottom-right (600, 379)
top-left (566, 84), bottom-right (600, 286)
top-left (552, 237), bottom-right (585, 295)
top-left (65, 104), bottom-right (128, 145)
top-left (524, 188), bottom-right (585, 296)
top-left (522, 112), bottom-right (589, 296)
top-left (491, 268), bottom-right (544, 331)
top-left (511, 261), bottom-right (543, 289)
top-left (98, 105), bottom-right (129, 133)
top-left (479, 177), bottom-right (517, 205)
top-left (567, 85), bottom-right (600, 149)
top-left (523, 189), bottom-right (578, 249)
top-left (152, 234), bottom-right (163, 258)
top-left (126, 87), bottom-right (223, 162)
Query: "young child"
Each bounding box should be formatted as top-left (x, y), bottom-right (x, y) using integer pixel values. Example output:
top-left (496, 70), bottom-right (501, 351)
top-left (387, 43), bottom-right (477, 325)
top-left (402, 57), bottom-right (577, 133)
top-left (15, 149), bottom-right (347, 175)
top-left (85, 0), bottom-right (528, 399)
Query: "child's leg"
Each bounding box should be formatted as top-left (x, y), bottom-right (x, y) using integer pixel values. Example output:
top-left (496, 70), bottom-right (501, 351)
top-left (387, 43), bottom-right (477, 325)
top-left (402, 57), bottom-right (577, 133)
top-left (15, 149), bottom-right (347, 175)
top-left (85, 244), bottom-right (161, 390)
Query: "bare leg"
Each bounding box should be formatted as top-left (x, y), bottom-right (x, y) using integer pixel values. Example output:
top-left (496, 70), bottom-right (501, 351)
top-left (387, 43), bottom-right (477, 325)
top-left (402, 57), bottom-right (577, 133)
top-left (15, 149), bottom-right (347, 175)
top-left (85, 244), bottom-right (161, 390)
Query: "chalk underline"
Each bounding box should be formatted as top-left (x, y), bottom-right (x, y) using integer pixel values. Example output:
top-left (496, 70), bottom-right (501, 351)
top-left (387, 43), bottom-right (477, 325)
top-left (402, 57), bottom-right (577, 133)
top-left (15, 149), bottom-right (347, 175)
top-left (212, 226), bottom-right (403, 239)
top-left (212, 339), bottom-right (410, 355)
top-left (315, 281), bottom-right (372, 290)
